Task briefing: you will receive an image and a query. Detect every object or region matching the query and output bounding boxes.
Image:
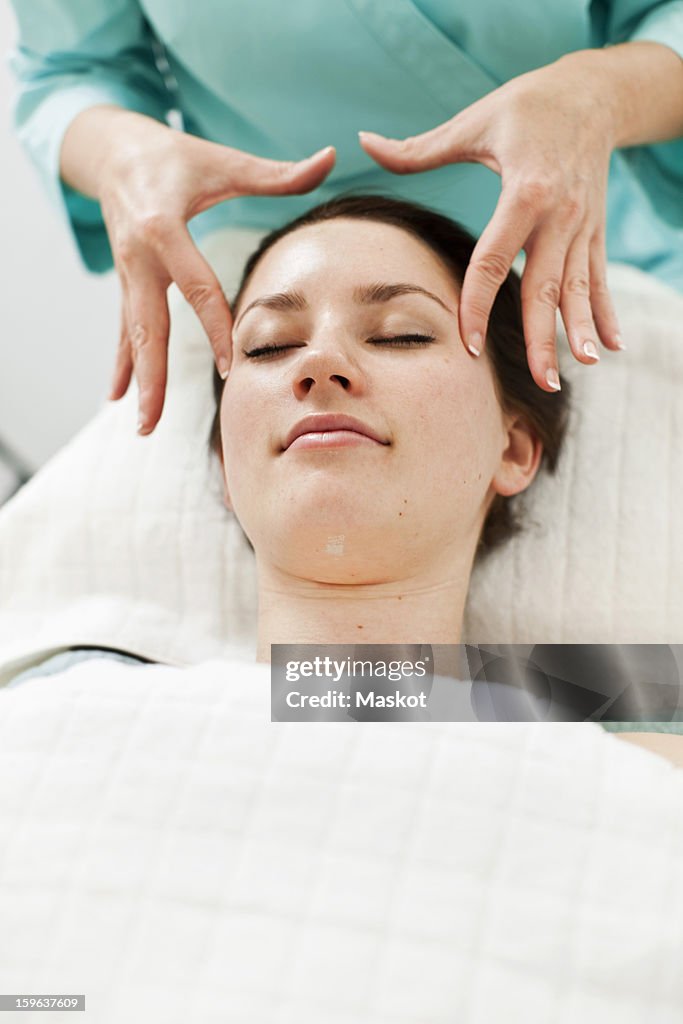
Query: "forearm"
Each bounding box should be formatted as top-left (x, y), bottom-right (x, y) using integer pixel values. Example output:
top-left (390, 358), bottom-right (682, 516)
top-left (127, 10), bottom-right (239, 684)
top-left (59, 105), bottom-right (170, 200)
top-left (558, 41), bottom-right (683, 149)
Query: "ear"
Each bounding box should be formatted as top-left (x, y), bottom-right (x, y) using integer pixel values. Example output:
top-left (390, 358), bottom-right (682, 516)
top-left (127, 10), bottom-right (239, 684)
top-left (491, 413), bottom-right (543, 498)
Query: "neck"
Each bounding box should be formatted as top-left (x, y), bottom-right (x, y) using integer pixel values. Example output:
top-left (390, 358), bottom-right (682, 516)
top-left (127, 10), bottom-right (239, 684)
top-left (255, 557), bottom-right (472, 662)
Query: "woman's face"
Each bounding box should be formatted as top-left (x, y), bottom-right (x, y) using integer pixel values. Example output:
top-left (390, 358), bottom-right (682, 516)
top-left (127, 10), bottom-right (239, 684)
top-left (220, 218), bottom-right (534, 584)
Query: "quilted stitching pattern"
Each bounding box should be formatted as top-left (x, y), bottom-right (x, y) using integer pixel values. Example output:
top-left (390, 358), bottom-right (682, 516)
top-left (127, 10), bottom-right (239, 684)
top-left (1, 659), bottom-right (683, 1022)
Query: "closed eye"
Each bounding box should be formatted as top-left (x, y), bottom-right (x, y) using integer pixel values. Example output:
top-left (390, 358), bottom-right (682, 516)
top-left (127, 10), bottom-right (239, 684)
top-left (244, 342), bottom-right (305, 359)
top-left (369, 333), bottom-right (436, 347)
top-left (244, 333), bottom-right (436, 359)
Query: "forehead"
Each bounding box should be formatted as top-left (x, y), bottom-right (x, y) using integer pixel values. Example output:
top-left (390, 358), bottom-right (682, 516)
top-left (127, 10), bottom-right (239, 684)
top-left (239, 218), bottom-right (458, 301)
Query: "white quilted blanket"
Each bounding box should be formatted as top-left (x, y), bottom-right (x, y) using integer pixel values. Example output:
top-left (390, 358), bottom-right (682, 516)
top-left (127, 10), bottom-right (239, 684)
top-left (1, 657), bottom-right (683, 1023)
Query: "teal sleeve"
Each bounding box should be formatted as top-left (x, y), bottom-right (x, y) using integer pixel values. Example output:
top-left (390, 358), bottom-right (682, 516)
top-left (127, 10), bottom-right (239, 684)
top-left (8, 0), bottom-right (175, 272)
top-left (591, 1), bottom-right (683, 228)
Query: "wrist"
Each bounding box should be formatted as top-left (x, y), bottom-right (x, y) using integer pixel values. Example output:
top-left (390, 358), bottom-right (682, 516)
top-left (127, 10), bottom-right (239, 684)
top-left (552, 49), bottom-right (623, 149)
top-left (556, 42), bottom-right (683, 149)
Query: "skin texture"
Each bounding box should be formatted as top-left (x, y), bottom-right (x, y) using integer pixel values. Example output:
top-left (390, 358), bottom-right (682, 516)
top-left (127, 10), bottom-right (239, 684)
top-left (218, 218), bottom-right (542, 660)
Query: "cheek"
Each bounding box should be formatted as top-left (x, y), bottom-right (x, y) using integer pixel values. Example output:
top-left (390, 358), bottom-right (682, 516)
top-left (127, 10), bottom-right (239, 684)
top-left (219, 385), bottom-right (267, 490)
top-left (412, 363), bottom-right (504, 486)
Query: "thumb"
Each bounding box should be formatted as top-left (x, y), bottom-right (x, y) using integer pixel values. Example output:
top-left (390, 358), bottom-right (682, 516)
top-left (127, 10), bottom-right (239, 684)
top-left (229, 145), bottom-right (337, 197)
top-left (358, 119), bottom-right (481, 175)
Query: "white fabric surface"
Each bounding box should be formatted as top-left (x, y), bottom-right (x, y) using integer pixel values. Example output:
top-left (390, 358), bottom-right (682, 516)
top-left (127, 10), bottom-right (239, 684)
top-left (1, 656), bottom-right (683, 1023)
top-left (0, 227), bottom-right (681, 684)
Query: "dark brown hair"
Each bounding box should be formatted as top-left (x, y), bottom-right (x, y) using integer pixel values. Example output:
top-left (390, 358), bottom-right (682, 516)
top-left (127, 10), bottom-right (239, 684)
top-left (209, 192), bottom-right (569, 557)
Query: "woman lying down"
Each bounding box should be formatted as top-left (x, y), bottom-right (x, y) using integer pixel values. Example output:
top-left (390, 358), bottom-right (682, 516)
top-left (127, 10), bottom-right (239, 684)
top-left (4, 195), bottom-right (683, 1017)
top-left (6, 194), bottom-right (682, 762)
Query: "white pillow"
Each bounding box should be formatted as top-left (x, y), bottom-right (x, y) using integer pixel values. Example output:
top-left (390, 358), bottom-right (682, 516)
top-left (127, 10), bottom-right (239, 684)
top-left (0, 227), bottom-right (681, 683)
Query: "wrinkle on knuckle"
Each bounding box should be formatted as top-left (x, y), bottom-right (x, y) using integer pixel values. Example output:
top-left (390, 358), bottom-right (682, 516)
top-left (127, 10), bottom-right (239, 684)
top-left (129, 322), bottom-right (154, 354)
top-left (184, 281), bottom-right (221, 313)
top-left (572, 317), bottom-right (596, 334)
top-left (563, 273), bottom-right (590, 298)
top-left (471, 250), bottom-right (510, 286)
top-left (530, 337), bottom-right (557, 358)
top-left (535, 278), bottom-right (561, 309)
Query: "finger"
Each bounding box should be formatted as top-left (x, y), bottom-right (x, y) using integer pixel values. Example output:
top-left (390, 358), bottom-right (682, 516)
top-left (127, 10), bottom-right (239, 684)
top-left (109, 301), bottom-right (134, 401)
top-left (559, 231), bottom-right (603, 364)
top-left (588, 227), bottom-right (624, 351)
top-left (357, 115), bottom-right (496, 176)
top-left (124, 267), bottom-right (171, 435)
top-left (202, 144), bottom-right (336, 203)
top-left (158, 223), bottom-right (233, 377)
top-left (458, 184), bottom-right (540, 361)
top-left (518, 228), bottom-right (571, 390)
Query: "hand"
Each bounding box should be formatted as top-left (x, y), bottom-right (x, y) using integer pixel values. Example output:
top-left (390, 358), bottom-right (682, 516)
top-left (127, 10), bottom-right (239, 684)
top-left (358, 53), bottom-right (625, 392)
top-left (87, 110), bottom-right (335, 432)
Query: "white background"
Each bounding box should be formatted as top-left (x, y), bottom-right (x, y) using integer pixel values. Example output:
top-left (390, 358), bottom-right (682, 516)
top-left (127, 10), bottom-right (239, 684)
top-left (0, 4), bottom-right (118, 475)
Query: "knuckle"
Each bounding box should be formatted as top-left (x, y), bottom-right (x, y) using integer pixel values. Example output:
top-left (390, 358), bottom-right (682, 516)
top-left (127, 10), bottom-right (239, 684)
top-left (531, 337), bottom-right (558, 359)
top-left (563, 273), bottom-right (590, 297)
top-left (559, 195), bottom-right (584, 229)
top-left (399, 135), bottom-right (418, 155)
top-left (129, 322), bottom-right (154, 354)
top-left (572, 317), bottom-right (596, 333)
top-left (268, 159), bottom-right (297, 181)
top-left (471, 250), bottom-right (510, 285)
top-left (516, 177), bottom-right (555, 211)
top-left (535, 278), bottom-right (561, 309)
top-left (389, 136), bottom-right (420, 173)
top-left (116, 236), bottom-right (137, 266)
top-left (184, 281), bottom-right (222, 312)
top-left (591, 274), bottom-right (610, 299)
top-left (136, 211), bottom-right (172, 245)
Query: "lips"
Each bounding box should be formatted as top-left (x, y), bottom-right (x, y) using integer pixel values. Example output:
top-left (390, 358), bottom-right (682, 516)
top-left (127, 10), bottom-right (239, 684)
top-left (283, 413), bottom-right (389, 450)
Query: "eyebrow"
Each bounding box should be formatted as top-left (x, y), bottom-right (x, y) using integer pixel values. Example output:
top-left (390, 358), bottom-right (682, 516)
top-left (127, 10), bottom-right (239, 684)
top-left (233, 281), bottom-right (455, 329)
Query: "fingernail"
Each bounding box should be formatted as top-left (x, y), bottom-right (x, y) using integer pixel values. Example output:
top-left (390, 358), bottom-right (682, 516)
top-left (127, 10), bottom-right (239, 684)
top-left (137, 418), bottom-right (149, 436)
top-left (546, 368), bottom-right (561, 391)
top-left (358, 130), bottom-right (388, 142)
top-left (303, 146), bottom-right (334, 164)
top-left (218, 358), bottom-right (230, 380)
top-left (582, 340), bottom-right (600, 361)
top-left (467, 331), bottom-right (482, 357)
top-left (615, 333), bottom-right (627, 350)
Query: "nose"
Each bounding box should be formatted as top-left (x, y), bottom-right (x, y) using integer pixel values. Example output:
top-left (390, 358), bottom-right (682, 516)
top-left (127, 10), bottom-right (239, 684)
top-left (291, 337), bottom-right (364, 399)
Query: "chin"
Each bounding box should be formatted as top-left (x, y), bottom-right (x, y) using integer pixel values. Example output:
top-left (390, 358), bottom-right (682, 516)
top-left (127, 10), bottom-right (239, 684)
top-left (256, 520), bottom-right (429, 585)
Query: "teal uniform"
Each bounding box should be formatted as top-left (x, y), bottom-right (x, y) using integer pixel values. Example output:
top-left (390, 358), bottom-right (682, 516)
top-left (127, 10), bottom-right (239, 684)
top-left (8, 0), bottom-right (683, 289)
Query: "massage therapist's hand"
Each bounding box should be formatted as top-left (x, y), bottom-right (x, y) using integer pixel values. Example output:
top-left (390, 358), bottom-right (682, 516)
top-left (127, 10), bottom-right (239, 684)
top-left (358, 52), bottom-right (626, 392)
top-left (60, 106), bottom-right (336, 433)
